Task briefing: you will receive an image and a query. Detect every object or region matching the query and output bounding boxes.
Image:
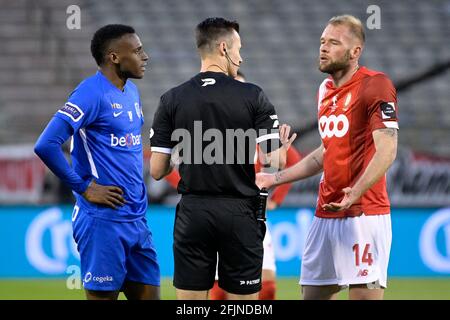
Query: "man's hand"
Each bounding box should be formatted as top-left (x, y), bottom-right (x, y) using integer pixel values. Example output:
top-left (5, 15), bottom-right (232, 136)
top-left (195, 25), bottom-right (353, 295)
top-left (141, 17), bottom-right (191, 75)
top-left (260, 124), bottom-right (297, 170)
top-left (279, 124), bottom-right (297, 151)
top-left (322, 127), bottom-right (398, 213)
top-left (256, 172), bottom-right (276, 190)
top-left (322, 187), bottom-right (360, 212)
top-left (82, 180), bottom-right (126, 209)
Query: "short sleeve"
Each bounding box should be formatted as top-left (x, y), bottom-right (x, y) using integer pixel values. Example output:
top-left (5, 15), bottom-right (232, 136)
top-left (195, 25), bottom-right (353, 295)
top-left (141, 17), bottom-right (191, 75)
top-left (365, 74), bottom-right (399, 132)
top-left (150, 95), bottom-right (175, 154)
top-left (53, 84), bottom-right (100, 132)
top-left (254, 90), bottom-right (281, 153)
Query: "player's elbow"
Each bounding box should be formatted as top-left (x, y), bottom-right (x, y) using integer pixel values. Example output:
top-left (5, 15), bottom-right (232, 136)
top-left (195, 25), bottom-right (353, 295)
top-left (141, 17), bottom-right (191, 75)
top-left (34, 138), bottom-right (47, 160)
top-left (150, 169), bottom-right (163, 181)
top-left (150, 154), bottom-right (172, 180)
top-left (152, 174), bottom-right (165, 181)
top-left (150, 166), bottom-right (167, 181)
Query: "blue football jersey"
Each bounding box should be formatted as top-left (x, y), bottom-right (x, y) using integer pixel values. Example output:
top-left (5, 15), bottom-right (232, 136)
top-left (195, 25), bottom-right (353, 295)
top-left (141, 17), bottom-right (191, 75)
top-left (54, 71), bottom-right (147, 221)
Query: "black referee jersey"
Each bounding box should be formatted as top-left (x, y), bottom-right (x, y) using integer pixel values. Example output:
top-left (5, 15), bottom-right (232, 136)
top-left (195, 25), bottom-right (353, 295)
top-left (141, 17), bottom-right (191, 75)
top-left (150, 71), bottom-right (281, 198)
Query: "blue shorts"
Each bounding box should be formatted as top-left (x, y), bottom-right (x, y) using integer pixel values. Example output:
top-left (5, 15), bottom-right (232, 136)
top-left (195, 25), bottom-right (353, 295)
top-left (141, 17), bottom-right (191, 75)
top-left (72, 205), bottom-right (160, 291)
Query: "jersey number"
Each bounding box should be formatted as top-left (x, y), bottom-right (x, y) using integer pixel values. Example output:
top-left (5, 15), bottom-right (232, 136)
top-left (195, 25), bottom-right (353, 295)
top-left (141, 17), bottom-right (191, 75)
top-left (352, 243), bottom-right (373, 266)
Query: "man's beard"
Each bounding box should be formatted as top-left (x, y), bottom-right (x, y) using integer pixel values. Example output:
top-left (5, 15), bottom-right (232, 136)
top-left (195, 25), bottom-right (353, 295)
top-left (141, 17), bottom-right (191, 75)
top-left (318, 50), bottom-right (351, 74)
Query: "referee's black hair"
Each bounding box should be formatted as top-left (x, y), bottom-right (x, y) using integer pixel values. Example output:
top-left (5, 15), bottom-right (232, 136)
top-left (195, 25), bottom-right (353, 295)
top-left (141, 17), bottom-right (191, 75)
top-left (91, 24), bottom-right (136, 66)
top-left (196, 17), bottom-right (239, 53)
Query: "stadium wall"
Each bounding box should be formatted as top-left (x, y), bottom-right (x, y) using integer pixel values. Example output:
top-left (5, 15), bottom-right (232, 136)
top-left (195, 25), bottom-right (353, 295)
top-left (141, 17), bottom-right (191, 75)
top-left (0, 206), bottom-right (450, 278)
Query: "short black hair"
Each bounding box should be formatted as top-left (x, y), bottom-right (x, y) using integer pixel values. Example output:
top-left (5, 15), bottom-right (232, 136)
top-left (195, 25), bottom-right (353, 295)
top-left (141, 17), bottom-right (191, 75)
top-left (195, 17), bottom-right (239, 53)
top-left (90, 24), bottom-right (136, 66)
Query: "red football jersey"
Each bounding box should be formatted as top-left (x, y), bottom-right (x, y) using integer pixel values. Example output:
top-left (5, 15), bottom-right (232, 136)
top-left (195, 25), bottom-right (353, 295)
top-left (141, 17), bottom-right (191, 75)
top-left (316, 67), bottom-right (399, 218)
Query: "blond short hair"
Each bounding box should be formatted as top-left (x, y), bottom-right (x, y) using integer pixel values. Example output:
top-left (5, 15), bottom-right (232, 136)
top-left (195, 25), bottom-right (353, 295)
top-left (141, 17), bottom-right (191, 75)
top-left (328, 15), bottom-right (365, 44)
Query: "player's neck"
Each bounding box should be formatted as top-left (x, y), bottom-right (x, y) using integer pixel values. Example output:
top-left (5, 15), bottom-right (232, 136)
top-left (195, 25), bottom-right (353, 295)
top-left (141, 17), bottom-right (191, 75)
top-left (331, 63), bottom-right (360, 88)
top-left (200, 58), bottom-right (228, 75)
top-left (100, 67), bottom-right (127, 91)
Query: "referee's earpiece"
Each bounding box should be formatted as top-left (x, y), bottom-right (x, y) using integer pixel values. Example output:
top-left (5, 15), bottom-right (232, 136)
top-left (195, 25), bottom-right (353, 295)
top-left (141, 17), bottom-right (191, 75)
top-left (223, 46), bottom-right (240, 67)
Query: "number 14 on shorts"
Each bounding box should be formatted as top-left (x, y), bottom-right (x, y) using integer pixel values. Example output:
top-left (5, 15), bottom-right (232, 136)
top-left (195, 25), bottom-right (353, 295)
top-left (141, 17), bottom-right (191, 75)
top-left (352, 243), bottom-right (373, 267)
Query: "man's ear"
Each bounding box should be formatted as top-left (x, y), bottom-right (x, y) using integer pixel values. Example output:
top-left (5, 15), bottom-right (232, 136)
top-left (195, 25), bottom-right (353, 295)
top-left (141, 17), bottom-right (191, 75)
top-left (351, 45), bottom-right (362, 60)
top-left (109, 51), bottom-right (120, 64)
top-left (219, 41), bottom-right (227, 56)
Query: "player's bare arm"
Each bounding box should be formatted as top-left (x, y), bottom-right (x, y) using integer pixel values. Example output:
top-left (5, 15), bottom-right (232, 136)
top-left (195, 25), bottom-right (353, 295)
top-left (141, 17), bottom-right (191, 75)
top-left (150, 152), bottom-right (174, 180)
top-left (323, 128), bottom-right (398, 211)
top-left (256, 143), bottom-right (324, 189)
top-left (259, 124), bottom-right (297, 169)
top-left (82, 180), bottom-right (126, 209)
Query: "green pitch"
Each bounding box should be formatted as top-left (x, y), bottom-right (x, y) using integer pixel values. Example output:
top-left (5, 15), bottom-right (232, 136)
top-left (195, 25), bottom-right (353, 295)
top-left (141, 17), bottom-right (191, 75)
top-left (0, 277), bottom-right (449, 300)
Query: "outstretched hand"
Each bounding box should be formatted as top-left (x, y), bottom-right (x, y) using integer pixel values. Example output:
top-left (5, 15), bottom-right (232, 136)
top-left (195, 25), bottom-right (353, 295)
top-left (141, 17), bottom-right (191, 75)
top-left (322, 187), bottom-right (359, 212)
top-left (279, 124), bottom-right (297, 151)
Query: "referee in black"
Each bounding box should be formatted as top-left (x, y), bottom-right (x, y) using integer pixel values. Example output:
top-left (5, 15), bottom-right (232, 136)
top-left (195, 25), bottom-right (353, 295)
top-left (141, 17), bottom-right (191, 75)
top-left (150, 17), bottom-right (295, 300)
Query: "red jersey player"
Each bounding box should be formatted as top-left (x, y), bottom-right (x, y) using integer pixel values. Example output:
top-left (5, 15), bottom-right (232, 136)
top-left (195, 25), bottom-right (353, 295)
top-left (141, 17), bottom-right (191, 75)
top-left (256, 15), bottom-right (398, 300)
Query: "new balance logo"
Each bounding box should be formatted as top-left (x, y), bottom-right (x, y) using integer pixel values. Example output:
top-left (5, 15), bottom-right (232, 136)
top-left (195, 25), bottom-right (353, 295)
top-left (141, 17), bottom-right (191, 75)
top-left (201, 78), bottom-right (216, 87)
top-left (357, 269), bottom-right (369, 277)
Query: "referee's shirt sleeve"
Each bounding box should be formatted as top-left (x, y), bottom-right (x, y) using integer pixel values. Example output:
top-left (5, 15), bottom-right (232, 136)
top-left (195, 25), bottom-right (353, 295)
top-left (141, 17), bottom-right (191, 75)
top-left (150, 95), bottom-right (175, 154)
top-left (254, 90), bottom-right (281, 154)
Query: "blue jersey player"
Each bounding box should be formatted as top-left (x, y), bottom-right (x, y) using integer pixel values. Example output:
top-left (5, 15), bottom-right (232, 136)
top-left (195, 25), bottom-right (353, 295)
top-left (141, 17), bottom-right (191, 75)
top-left (34, 25), bottom-right (160, 300)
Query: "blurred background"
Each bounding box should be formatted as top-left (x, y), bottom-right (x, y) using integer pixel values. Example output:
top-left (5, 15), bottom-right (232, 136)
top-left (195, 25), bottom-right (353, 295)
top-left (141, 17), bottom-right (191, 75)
top-left (0, 0), bottom-right (449, 299)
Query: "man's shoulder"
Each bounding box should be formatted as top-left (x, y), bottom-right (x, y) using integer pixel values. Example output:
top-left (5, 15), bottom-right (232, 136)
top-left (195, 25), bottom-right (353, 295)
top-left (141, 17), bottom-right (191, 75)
top-left (227, 79), bottom-right (265, 104)
top-left (360, 67), bottom-right (393, 83)
top-left (232, 79), bottom-right (262, 93)
top-left (78, 72), bottom-right (102, 87)
top-left (160, 75), bottom-right (265, 108)
top-left (356, 68), bottom-right (396, 101)
top-left (160, 79), bottom-right (191, 104)
top-left (71, 73), bottom-right (104, 97)
top-left (167, 77), bottom-right (194, 92)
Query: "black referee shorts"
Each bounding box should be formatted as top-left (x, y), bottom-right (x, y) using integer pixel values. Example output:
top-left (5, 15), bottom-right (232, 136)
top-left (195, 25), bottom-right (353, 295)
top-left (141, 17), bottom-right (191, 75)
top-left (173, 195), bottom-right (266, 295)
